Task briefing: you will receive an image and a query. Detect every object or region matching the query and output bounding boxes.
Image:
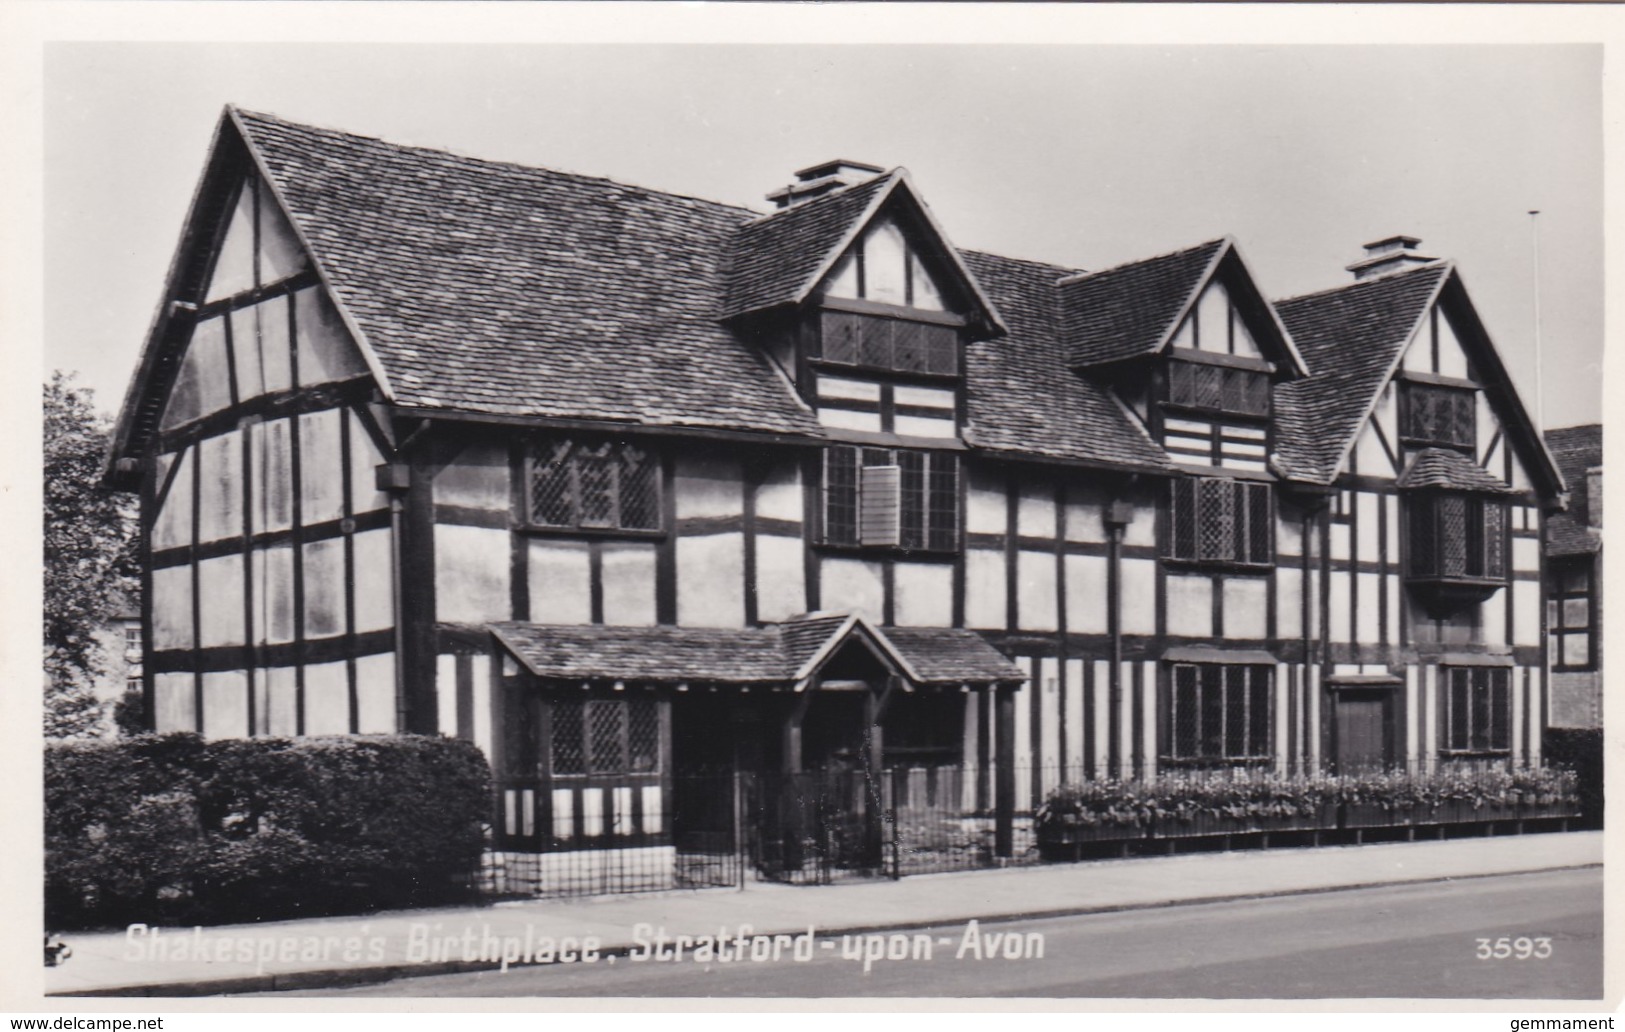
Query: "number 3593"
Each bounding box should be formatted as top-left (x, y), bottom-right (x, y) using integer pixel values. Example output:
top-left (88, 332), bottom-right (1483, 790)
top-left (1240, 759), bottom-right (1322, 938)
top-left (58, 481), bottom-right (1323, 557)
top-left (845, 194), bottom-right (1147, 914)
top-left (1476, 937), bottom-right (1552, 960)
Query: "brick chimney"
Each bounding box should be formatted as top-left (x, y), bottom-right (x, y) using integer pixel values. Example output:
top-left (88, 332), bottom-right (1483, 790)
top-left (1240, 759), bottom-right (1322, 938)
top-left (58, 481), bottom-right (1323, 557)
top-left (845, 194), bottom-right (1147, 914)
top-left (766, 159), bottom-right (885, 209)
top-left (1346, 235), bottom-right (1439, 280)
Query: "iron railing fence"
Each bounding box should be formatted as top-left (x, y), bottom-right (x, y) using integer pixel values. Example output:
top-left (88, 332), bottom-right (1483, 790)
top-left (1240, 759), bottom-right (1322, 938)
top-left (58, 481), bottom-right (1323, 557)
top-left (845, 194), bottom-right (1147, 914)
top-left (483, 758), bottom-right (1582, 897)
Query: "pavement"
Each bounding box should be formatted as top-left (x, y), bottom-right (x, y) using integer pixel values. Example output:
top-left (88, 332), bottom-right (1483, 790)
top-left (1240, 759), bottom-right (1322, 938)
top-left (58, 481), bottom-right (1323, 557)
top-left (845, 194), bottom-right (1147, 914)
top-left (43, 829), bottom-right (1602, 998)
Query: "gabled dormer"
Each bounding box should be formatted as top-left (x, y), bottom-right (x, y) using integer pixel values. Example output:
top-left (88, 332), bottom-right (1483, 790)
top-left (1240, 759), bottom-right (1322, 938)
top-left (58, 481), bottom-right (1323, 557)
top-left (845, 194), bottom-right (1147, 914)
top-left (1057, 237), bottom-right (1305, 475)
top-left (723, 164), bottom-right (1005, 443)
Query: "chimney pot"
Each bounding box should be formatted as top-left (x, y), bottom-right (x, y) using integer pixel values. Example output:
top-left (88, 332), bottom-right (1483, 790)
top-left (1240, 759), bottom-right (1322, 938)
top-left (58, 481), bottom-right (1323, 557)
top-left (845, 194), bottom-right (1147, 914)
top-left (767, 159), bottom-right (885, 208)
top-left (1346, 234), bottom-right (1438, 280)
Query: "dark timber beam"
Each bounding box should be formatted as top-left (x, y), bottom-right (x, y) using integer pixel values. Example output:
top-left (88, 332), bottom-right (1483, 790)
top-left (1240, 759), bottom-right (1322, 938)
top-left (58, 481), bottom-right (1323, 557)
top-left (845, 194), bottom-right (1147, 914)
top-left (994, 684), bottom-right (1016, 858)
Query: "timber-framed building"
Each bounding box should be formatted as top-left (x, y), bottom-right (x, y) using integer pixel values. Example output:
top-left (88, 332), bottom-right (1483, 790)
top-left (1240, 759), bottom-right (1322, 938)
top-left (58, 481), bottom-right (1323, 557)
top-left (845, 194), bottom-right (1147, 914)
top-left (107, 108), bottom-right (1566, 867)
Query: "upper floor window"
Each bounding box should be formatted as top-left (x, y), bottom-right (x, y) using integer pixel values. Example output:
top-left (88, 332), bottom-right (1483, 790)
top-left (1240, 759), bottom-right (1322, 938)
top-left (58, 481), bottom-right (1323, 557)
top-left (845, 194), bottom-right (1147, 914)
top-left (1399, 382), bottom-right (1476, 452)
top-left (823, 446), bottom-right (958, 552)
top-left (818, 310), bottom-right (959, 376)
top-left (1440, 666), bottom-right (1510, 754)
top-left (1165, 357), bottom-right (1271, 419)
top-left (1167, 663), bottom-right (1273, 764)
top-left (527, 439), bottom-right (661, 533)
top-left (1406, 492), bottom-right (1505, 583)
top-left (1548, 559), bottom-right (1595, 671)
top-left (1165, 477), bottom-right (1273, 568)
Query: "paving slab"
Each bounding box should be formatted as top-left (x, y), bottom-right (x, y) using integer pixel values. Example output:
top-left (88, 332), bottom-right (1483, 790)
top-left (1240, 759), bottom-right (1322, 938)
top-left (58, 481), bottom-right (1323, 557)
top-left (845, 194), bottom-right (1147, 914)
top-left (43, 830), bottom-right (1601, 997)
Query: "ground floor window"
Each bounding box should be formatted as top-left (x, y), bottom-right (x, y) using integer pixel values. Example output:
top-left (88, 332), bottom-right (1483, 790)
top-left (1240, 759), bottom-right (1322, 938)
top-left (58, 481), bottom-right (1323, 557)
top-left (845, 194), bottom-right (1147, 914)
top-left (550, 696), bottom-right (661, 775)
top-left (1167, 663), bottom-right (1272, 763)
top-left (1440, 666), bottom-right (1510, 754)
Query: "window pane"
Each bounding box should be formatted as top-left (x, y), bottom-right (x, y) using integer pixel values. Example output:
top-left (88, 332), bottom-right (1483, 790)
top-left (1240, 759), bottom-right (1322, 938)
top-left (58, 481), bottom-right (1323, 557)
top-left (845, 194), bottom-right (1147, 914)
top-left (1448, 670), bottom-right (1469, 750)
top-left (857, 316), bottom-right (893, 369)
top-left (1469, 670), bottom-right (1492, 751)
top-left (927, 455), bottom-right (959, 551)
top-left (923, 324), bottom-right (958, 375)
top-left (1200, 665), bottom-right (1225, 757)
top-left (587, 700), bottom-right (626, 773)
top-left (1438, 496), bottom-right (1468, 576)
top-left (1198, 479), bottom-right (1234, 562)
top-left (628, 698), bottom-right (659, 772)
top-left (824, 447), bottom-right (859, 545)
top-left (898, 451), bottom-right (926, 549)
top-left (1489, 670), bottom-right (1510, 750)
top-left (892, 321), bottom-right (927, 373)
top-left (1562, 598), bottom-right (1589, 628)
top-left (821, 311), bottom-right (861, 365)
top-left (619, 446), bottom-right (660, 530)
top-left (1482, 503), bottom-right (1505, 578)
top-left (1563, 634), bottom-right (1591, 667)
top-left (576, 444), bottom-right (616, 527)
top-left (1224, 666), bottom-right (1247, 756)
top-left (552, 699), bottom-right (584, 775)
top-left (531, 441), bottom-right (576, 526)
top-left (1249, 669), bottom-right (1271, 757)
top-left (1172, 665), bottom-right (1198, 757)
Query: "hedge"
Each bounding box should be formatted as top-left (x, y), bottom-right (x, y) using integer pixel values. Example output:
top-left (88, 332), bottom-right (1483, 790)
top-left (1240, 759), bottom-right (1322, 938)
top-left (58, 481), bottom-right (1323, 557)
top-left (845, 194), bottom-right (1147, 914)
top-left (1543, 727), bottom-right (1604, 829)
top-left (46, 733), bottom-right (491, 929)
top-left (1035, 765), bottom-right (1581, 832)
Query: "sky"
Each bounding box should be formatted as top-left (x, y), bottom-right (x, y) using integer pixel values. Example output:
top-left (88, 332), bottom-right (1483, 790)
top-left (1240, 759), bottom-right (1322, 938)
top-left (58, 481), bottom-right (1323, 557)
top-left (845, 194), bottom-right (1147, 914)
top-left (40, 40), bottom-right (1604, 430)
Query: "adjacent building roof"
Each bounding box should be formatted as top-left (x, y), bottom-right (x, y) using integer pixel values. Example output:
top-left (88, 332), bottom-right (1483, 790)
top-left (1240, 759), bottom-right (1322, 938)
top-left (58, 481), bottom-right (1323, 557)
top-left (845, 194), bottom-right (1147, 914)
top-left (1546, 423), bottom-right (1602, 557)
top-left (1272, 263), bottom-right (1450, 483)
top-left (489, 614), bottom-right (1025, 687)
top-left (1395, 447), bottom-right (1520, 494)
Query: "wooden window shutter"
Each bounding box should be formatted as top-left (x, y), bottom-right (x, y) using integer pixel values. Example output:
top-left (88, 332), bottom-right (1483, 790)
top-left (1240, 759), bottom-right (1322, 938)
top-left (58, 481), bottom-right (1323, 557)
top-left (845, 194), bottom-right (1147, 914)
top-left (859, 463), bottom-right (902, 546)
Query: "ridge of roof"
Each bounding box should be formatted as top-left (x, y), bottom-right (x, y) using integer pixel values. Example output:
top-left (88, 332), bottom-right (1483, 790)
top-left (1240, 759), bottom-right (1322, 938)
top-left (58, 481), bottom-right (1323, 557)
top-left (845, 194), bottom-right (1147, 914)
top-left (1055, 237), bottom-right (1229, 288)
top-left (1274, 257), bottom-right (1451, 308)
top-left (233, 106), bottom-right (762, 221)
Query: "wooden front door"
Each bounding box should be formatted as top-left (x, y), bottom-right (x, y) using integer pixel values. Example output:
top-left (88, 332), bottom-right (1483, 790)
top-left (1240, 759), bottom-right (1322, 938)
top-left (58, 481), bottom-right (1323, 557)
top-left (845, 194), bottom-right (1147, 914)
top-left (1332, 689), bottom-right (1394, 772)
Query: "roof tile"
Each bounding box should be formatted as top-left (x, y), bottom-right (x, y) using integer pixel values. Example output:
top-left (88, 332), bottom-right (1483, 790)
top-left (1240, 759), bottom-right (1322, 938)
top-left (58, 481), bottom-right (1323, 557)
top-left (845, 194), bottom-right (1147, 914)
top-left (1546, 423), bottom-right (1601, 556)
top-left (1057, 240), bottom-right (1225, 368)
top-left (489, 617), bottom-right (1023, 685)
top-left (721, 176), bottom-right (893, 318)
top-left (1272, 263), bottom-right (1450, 482)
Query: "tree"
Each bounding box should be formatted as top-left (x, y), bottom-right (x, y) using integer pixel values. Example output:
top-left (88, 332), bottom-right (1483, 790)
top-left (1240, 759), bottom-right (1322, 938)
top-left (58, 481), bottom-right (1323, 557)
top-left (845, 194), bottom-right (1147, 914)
top-left (44, 372), bottom-right (138, 738)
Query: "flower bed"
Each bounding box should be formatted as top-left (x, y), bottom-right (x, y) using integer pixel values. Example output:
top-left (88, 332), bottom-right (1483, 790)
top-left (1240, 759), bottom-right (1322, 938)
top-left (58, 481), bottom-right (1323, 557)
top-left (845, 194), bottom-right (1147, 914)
top-left (1036, 766), bottom-right (1579, 852)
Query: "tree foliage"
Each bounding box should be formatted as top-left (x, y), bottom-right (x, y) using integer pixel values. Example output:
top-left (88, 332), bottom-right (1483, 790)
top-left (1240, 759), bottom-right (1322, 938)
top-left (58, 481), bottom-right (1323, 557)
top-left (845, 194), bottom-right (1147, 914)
top-left (43, 372), bottom-right (138, 738)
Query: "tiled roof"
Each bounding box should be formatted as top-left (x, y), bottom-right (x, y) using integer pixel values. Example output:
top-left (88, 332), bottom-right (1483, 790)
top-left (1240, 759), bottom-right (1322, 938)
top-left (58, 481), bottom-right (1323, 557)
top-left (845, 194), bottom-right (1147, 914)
top-left (1546, 423), bottom-right (1601, 556)
top-left (721, 175), bottom-right (894, 318)
top-left (234, 109), bottom-right (821, 437)
top-left (1395, 447), bottom-right (1517, 494)
top-left (879, 626), bottom-right (1031, 683)
top-left (960, 250), bottom-right (1175, 471)
top-left (1056, 240), bottom-right (1226, 368)
top-left (489, 616), bottom-right (1024, 686)
top-left (1272, 263), bottom-right (1450, 482)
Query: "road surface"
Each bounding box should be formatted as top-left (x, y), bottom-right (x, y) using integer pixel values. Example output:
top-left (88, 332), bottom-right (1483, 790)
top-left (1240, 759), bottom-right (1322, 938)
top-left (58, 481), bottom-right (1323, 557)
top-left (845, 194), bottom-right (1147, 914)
top-left (253, 867), bottom-right (1602, 999)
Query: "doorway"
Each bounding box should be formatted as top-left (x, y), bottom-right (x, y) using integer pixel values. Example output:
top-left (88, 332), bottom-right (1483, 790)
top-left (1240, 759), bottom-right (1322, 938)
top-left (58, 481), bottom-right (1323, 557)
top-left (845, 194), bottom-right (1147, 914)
top-left (1330, 687), bottom-right (1398, 772)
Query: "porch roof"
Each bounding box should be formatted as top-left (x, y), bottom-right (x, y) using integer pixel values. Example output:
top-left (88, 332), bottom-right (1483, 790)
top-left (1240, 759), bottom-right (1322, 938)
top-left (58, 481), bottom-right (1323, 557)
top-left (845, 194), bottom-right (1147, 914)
top-left (488, 615), bottom-right (1025, 687)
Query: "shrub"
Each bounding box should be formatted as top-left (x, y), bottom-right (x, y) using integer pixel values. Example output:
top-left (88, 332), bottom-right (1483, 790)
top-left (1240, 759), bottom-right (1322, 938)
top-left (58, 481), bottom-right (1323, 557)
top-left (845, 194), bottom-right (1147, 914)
top-left (45, 733), bottom-right (491, 929)
top-left (1544, 727), bottom-right (1603, 828)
